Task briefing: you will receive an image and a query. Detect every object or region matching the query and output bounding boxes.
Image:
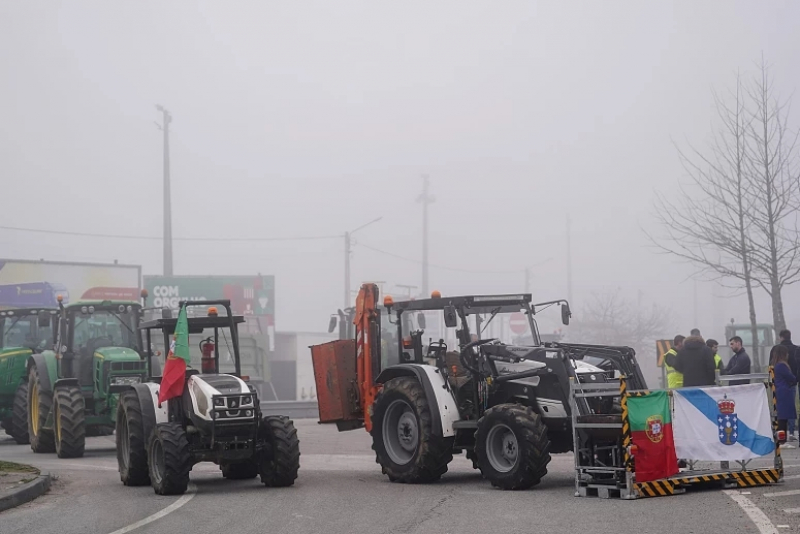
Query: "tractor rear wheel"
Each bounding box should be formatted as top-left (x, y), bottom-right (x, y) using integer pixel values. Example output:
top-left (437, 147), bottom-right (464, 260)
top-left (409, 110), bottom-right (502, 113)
top-left (27, 367), bottom-right (55, 453)
top-left (54, 385), bottom-right (86, 458)
top-left (474, 404), bottom-right (551, 490)
top-left (258, 415), bottom-right (300, 487)
top-left (11, 383), bottom-right (30, 445)
top-left (221, 461), bottom-right (259, 480)
top-left (370, 377), bottom-right (454, 484)
top-left (147, 422), bottom-right (191, 495)
top-left (116, 391), bottom-right (150, 486)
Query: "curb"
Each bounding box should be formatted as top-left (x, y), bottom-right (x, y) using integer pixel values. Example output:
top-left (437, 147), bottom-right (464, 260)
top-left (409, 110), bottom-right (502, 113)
top-left (0, 472), bottom-right (51, 513)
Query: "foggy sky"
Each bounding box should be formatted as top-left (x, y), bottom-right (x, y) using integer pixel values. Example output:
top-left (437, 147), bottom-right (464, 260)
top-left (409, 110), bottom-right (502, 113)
top-left (2, 1), bottom-right (799, 342)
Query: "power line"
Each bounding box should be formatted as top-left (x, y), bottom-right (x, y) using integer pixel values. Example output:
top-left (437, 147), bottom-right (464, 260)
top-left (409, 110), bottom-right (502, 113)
top-left (0, 224), bottom-right (341, 243)
top-left (357, 242), bottom-right (522, 274)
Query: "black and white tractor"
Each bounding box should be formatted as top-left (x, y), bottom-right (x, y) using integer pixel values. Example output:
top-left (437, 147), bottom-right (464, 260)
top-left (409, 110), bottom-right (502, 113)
top-left (115, 300), bottom-right (300, 495)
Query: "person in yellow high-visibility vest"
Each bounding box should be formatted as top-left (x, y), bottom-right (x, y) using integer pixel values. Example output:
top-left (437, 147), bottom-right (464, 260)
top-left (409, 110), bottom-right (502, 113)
top-left (664, 335), bottom-right (685, 389)
top-left (706, 339), bottom-right (724, 372)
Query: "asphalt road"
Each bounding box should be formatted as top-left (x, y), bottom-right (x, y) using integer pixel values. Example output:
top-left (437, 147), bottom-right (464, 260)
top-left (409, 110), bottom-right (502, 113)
top-left (1, 421), bottom-right (798, 534)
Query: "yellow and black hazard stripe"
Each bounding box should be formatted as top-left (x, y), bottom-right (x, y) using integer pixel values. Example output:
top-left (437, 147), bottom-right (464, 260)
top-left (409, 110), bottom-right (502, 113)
top-left (619, 376), bottom-right (632, 469)
top-left (672, 473), bottom-right (727, 485)
top-left (634, 479), bottom-right (675, 497)
top-left (731, 469), bottom-right (782, 487)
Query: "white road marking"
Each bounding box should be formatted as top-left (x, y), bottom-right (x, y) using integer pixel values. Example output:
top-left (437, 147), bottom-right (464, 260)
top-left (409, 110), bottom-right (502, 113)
top-left (763, 489), bottom-right (800, 498)
top-left (723, 490), bottom-right (779, 534)
top-left (782, 474), bottom-right (800, 480)
top-left (106, 483), bottom-right (196, 534)
top-left (783, 508), bottom-right (800, 515)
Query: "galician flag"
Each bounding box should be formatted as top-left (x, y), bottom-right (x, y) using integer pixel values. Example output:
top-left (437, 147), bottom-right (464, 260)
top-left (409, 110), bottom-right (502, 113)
top-left (628, 390), bottom-right (679, 482)
top-left (673, 383), bottom-right (775, 461)
top-left (157, 305), bottom-right (190, 406)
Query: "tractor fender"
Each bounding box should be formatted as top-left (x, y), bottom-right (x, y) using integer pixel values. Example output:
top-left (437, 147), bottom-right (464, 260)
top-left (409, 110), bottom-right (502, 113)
top-left (127, 383), bottom-right (168, 442)
top-left (53, 378), bottom-right (79, 389)
top-left (27, 353), bottom-right (58, 394)
top-left (375, 364), bottom-right (460, 438)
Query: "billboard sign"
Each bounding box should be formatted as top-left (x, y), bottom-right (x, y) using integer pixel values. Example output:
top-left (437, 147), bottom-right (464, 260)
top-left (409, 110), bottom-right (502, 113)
top-left (143, 275), bottom-right (275, 325)
top-left (0, 259), bottom-right (141, 310)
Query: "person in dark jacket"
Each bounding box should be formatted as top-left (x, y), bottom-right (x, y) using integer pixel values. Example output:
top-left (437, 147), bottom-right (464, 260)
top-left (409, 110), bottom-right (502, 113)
top-left (770, 345), bottom-right (797, 443)
top-left (674, 335), bottom-right (717, 387)
top-left (725, 336), bottom-right (751, 385)
top-left (778, 330), bottom-right (800, 380)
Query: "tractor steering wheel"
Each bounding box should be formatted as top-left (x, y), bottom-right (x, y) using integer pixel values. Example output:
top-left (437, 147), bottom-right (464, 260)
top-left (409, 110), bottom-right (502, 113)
top-left (459, 338), bottom-right (498, 375)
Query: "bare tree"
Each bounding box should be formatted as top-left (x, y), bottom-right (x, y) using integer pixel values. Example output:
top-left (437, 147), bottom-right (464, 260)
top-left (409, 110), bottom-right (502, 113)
top-left (743, 58), bottom-right (800, 332)
top-left (564, 290), bottom-right (675, 360)
top-left (645, 71), bottom-right (761, 360)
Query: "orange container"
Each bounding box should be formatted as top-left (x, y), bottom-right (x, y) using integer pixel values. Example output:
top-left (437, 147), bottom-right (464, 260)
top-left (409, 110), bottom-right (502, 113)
top-left (311, 339), bottom-right (362, 426)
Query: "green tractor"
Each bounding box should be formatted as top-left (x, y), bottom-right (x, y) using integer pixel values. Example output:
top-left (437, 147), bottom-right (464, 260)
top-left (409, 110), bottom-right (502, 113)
top-left (27, 295), bottom-right (158, 458)
top-left (0, 308), bottom-right (56, 444)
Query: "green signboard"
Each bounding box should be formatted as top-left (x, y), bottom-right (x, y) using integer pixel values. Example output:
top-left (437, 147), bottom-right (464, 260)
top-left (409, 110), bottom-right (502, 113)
top-left (143, 275), bottom-right (275, 323)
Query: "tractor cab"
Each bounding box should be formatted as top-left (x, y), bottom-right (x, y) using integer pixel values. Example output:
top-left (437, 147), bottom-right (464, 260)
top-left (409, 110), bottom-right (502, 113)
top-left (0, 308), bottom-right (57, 352)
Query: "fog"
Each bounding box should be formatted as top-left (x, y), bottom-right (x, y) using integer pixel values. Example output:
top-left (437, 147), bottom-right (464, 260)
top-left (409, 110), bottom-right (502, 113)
top-left (2, 1), bottom-right (799, 345)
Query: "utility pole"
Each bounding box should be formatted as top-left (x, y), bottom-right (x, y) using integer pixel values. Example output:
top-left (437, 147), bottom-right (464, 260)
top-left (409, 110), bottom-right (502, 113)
top-left (344, 217), bottom-right (383, 308)
top-left (344, 231), bottom-right (351, 309)
top-left (416, 175), bottom-right (435, 295)
top-left (566, 215), bottom-right (573, 304)
top-left (156, 105), bottom-right (173, 276)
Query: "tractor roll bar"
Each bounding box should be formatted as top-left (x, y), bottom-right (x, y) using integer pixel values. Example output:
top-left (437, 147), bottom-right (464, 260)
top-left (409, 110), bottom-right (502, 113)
top-left (177, 299), bottom-right (242, 377)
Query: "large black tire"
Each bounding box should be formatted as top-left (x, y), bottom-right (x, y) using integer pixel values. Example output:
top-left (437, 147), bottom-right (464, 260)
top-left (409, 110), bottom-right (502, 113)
top-left (28, 366), bottom-right (55, 453)
top-left (474, 404), bottom-right (551, 490)
top-left (370, 377), bottom-right (454, 484)
top-left (54, 385), bottom-right (86, 458)
top-left (258, 415), bottom-right (300, 487)
top-left (147, 422), bottom-right (191, 495)
top-left (221, 461), bottom-right (259, 480)
top-left (116, 391), bottom-right (150, 486)
top-left (11, 383), bottom-right (30, 445)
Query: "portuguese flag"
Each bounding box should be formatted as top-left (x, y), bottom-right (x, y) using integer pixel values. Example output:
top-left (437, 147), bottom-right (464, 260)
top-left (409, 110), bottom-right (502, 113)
top-left (628, 390), bottom-right (679, 482)
top-left (157, 305), bottom-right (190, 406)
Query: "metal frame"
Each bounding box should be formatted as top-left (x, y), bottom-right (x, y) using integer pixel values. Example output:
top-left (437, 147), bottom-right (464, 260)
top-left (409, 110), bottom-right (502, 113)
top-left (571, 370), bottom-right (784, 500)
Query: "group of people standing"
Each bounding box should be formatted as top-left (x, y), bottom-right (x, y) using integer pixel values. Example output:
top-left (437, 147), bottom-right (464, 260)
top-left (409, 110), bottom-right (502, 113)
top-left (663, 328), bottom-right (799, 443)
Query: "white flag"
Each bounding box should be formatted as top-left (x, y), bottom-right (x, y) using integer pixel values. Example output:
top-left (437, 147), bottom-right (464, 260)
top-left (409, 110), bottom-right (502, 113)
top-left (673, 383), bottom-right (775, 461)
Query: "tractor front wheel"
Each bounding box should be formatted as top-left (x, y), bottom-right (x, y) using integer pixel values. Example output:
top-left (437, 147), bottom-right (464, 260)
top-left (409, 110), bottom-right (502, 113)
top-left (54, 385), bottom-right (86, 458)
top-left (370, 377), bottom-right (454, 484)
top-left (116, 391), bottom-right (150, 486)
top-left (258, 415), bottom-right (300, 487)
top-left (147, 422), bottom-right (191, 495)
top-left (27, 367), bottom-right (55, 453)
top-left (11, 382), bottom-right (30, 445)
top-left (474, 404), bottom-right (551, 490)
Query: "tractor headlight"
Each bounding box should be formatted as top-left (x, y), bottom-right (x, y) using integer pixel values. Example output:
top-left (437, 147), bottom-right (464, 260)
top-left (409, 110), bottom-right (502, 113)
top-left (242, 395), bottom-right (252, 405)
top-left (245, 410), bottom-right (253, 417)
top-left (111, 376), bottom-right (141, 386)
top-left (213, 398), bottom-right (225, 407)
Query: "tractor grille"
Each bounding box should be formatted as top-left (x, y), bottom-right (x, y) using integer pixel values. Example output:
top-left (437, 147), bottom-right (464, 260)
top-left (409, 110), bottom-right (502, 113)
top-left (211, 393), bottom-right (256, 421)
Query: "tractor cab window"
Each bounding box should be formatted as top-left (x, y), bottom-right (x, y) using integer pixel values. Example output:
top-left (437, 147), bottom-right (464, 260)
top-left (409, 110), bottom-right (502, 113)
top-left (1, 315), bottom-right (53, 350)
top-left (69, 308), bottom-right (140, 354)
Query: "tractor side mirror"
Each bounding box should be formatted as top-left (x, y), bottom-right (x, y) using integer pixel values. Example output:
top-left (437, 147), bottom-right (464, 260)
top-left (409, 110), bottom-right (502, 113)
top-left (417, 313), bottom-right (426, 329)
top-left (443, 305), bottom-right (458, 328)
top-left (37, 311), bottom-right (51, 328)
top-left (561, 303), bottom-right (571, 326)
top-left (328, 316), bottom-right (337, 334)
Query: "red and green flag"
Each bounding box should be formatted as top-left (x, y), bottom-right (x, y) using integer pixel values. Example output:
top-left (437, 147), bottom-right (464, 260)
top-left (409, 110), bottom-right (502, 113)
top-left (158, 305), bottom-right (190, 406)
top-left (628, 390), bottom-right (679, 482)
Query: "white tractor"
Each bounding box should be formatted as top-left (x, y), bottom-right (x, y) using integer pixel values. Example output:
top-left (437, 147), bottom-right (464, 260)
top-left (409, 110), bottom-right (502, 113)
top-left (115, 300), bottom-right (300, 495)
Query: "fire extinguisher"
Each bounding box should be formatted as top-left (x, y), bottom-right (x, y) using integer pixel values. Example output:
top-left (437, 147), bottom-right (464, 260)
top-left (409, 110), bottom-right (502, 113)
top-left (200, 337), bottom-right (216, 374)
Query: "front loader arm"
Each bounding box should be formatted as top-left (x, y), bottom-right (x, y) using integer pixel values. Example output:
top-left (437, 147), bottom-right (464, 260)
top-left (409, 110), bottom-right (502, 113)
top-left (354, 283), bottom-right (382, 432)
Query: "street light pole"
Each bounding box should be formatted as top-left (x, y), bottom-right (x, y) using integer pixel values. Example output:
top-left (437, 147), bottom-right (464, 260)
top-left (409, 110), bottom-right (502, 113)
top-left (156, 105), bottom-right (173, 276)
top-left (416, 175), bottom-right (435, 296)
top-left (344, 217), bottom-right (382, 308)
